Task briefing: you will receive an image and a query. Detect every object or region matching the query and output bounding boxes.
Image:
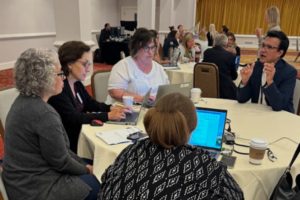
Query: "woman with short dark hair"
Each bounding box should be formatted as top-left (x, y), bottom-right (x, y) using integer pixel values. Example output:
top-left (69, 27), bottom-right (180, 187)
top-left (106, 28), bottom-right (169, 104)
top-left (98, 93), bottom-right (244, 200)
top-left (48, 41), bottom-right (131, 153)
top-left (3, 48), bottom-right (100, 200)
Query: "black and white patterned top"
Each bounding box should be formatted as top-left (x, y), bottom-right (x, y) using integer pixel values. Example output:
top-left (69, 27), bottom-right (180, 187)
top-left (98, 138), bottom-right (244, 200)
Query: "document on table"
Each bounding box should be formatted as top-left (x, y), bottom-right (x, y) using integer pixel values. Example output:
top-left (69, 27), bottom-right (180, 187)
top-left (95, 127), bottom-right (142, 145)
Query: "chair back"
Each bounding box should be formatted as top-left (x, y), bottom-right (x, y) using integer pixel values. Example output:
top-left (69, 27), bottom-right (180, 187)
top-left (0, 86), bottom-right (19, 141)
top-left (91, 71), bottom-right (111, 103)
top-left (193, 62), bottom-right (220, 98)
top-left (0, 169), bottom-right (9, 200)
top-left (120, 51), bottom-right (126, 60)
top-left (96, 33), bottom-right (100, 44)
top-left (293, 79), bottom-right (300, 115)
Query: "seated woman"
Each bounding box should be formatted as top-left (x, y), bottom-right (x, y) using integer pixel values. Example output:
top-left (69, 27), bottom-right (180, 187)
top-left (226, 32), bottom-right (241, 57)
top-left (98, 93), bottom-right (244, 199)
top-left (195, 30), bottom-right (209, 59)
top-left (3, 48), bottom-right (100, 200)
top-left (48, 41), bottom-right (131, 153)
top-left (149, 29), bottom-right (171, 64)
top-left (163, 30), bottom-right (179, 60)
top-left (106, 28), bottom-right (170, 104)
top-left (178, 32), bottom-right (196, 62)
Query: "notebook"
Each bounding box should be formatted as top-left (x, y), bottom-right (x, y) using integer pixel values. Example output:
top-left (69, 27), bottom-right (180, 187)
top-left (147, 82), bottom-right (190, 108)
top-left (188, 107), bottom-right (227, 159)
top-left (106, 88), bottom-right (151, 125)
top-left (162, 51), bottom-right (181, 70)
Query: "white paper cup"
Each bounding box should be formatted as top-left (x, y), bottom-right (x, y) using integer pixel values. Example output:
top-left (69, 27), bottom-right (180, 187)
top-left (122, 96), bottom-right (134, 106)
top-left (249, 138), bottom-right (268, 165)
top-left (191, 88), bottom-right (201, 103)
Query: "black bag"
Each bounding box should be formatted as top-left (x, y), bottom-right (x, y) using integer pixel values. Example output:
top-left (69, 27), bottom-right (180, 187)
top-left (93, 48), bottom-right (103, 63)
top-left (270, 144), bottom-right (300, 200)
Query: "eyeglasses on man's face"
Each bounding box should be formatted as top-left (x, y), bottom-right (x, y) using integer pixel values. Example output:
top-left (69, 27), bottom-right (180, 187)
top-left (57, 71), bottom-right (65, 78)
top-left (260, 43), bottom-right (279, 51)
top-left (143, 46), bottom-right (157, 52)
top-left (77, 60), bottom-right (91, 69)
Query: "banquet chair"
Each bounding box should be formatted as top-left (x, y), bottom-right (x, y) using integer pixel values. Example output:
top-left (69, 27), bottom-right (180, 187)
top-left (295, 37), bottom-right (300, 62)
top-left (193, 62), bottom-right (220, 98)
top-left (91, 70), bottom-right (111, 103)
top-left (0, 169), bottom-right (9, 200)
top-left (0, 86), bottom-right (19, 142)
top-left (293, 79), bottom-right (300, 115)
top-left (120, 51), bottom-right (125, 59)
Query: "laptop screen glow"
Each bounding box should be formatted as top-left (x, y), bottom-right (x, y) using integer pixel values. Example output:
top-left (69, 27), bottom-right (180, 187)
top-left (188, 108), bottom-right (227, 150)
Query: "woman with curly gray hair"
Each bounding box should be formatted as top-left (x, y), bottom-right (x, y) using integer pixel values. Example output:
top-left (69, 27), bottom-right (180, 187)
top-left (3, 48), bottom-right (100, 200)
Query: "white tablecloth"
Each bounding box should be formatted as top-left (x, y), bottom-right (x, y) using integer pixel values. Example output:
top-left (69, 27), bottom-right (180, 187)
top-left (78, 98), bottom-right (300, 200)
top-left (165, 62), bottom-right (242, 90)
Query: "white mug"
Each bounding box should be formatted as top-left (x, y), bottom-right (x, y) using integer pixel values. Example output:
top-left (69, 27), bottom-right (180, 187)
top-left (191, 88), bottom-right (201, 103)
top-left (122, 96), bottom-right (134, 106)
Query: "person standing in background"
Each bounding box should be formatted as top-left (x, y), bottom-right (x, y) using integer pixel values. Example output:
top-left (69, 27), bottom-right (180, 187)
top-left (255, 6), bottom-right (281, 59)
top-left (207, 24), bottom-right (218, 46)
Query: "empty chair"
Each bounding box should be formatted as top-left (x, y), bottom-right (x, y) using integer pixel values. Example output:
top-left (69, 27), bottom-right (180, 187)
top-left (193, 62), bottom-right (220, 98)
top-left (91, 70), bottom-right (111, 103)
top-left (293, 79), bottom-right (300, 115)
top-left (120, 51), bottom-right (125, 59)
top-left (0, 169), bottom-right (9, 200)
top-left (295, 37), bottom-right (300, 62)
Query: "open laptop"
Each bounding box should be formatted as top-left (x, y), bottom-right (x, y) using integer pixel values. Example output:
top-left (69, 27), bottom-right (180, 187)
top-left (147, 82), bottom-right (190, 108)
top-left (188, 107), bottom-right (227, 159)
top-left (162, 51), bottom-right (181, 70)
top-left (106, 88), bottom-right (151, 125)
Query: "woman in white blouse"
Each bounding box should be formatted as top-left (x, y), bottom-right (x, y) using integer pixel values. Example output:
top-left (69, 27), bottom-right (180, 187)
top-left (178, 32), bottom-right (196, 63)
top-left (106, 28), bottom-right (170, 104)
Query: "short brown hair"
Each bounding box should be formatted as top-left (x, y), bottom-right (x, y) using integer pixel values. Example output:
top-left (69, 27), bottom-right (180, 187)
top-left (143, 93), bottom-right (197, 148)
top-left (129, 28), bottom-right (156, 57)
top-left (58, 41), bottom-right (90, 76)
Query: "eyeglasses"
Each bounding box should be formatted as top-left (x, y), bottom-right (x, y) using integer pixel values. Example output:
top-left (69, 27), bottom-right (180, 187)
top-left (57, 71), bottom-right (65, 78)
top-left (261, 44), bottom-right (279, 51)
top-left (77, 60), bottom-right (91, 69)
top-left (143, 46), bottom-right (157, 52)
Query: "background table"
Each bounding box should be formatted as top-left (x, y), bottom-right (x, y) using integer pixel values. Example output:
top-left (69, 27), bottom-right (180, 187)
top-left (100, 40), bottom-right (129, 64)
top-left (165, 62), bottom-right (242, 90)
top-left (78, 99), bottom-right (300, 200)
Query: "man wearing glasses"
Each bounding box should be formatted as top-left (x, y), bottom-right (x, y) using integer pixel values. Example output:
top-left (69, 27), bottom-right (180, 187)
top-left (237, 31), bottom-right (297, 113)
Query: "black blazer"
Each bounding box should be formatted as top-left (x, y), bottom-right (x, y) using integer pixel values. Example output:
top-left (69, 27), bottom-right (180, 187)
top-left (203, 46), bottom-right (238, 100)
top-left (48, 79), bottom-right (111, 153)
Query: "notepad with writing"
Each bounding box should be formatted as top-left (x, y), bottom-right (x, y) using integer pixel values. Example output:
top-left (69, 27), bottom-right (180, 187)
top-left (95, 127), bottom-right (142, 145)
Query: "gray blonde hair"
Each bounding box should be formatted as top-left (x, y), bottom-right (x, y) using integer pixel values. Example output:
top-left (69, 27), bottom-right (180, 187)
top-left (267, 6), bottom-right (280, 28)
top-left (209, 24), bottom-right (218, 40)
top-left (14, 48), bottom-right (58, 97)
top-left (214, 34), bottom-right (228, 47)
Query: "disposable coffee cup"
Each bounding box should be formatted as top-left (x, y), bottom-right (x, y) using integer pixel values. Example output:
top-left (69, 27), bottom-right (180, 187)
top-left (249, 138), bottom-right (268, 165)
top-left (190, 88), bottom-right (201, 103)
top-left (122, 96), bottom-right (134, 106)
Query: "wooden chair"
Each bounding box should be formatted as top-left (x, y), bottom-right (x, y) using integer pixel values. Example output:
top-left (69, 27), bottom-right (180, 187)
top-left (193, 62), bottom-right (220, 98)
top-left (91, 70), bottom-right (111, 103)
top-left (293, 79), bottom-right (300, 115)
top-left (295, 37), bottom-right (300, 62)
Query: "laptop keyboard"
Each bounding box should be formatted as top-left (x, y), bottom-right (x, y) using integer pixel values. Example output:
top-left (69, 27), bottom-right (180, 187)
top-left (119, 112), bottom-right (139, 122)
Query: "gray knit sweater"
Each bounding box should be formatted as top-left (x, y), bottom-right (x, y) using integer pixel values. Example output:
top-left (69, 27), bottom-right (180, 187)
top-left (3, 95), bottom-right (91, 200)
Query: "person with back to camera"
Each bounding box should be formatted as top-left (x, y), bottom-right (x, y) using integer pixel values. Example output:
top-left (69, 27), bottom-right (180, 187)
top-left (48, 41), bottom-right (131, 153)
top-left (207, 24), bottom-right (218, 46)
top-left (255, 6), bottom-right (281, 59)
top-left (221, 25), bottom-right (229, 34)
top-left (178, 32), bottom-right (196, 63)
top-left (163, 30), bottom-right (179, 60)
top-left (237, 31), bottom-right (297, 113)
top-left (98, 93), bottom-right (244, 200)
top-left (3, 48), bottom-right (100, 200)
top-left (149, 29), bottom-right (171, 65)
top-left (106, 28), bottom-right (170, 104)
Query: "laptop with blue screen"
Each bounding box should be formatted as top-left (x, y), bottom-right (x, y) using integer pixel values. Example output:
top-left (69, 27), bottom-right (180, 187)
top-left (188, 107), bottom-right (227, 159)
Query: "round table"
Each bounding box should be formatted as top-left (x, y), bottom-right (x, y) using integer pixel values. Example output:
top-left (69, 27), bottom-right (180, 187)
top-left (78, 98), bottom-right (300, 200)
top-left (165, 62), bottom-right (242, 90)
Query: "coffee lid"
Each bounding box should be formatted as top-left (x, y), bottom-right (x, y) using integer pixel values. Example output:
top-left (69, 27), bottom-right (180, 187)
top-left (249, 138), bottom-right (268, 148)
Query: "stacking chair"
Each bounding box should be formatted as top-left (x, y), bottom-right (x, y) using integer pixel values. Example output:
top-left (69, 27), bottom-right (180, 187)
top-left (120, 51), bottom-right (126, 60)
top-left (0, 86), bottom-right (19, 142)
top-left (293, 79), bottom-right (300, 115)
top-left (91, 70), bottom-right (111, 103)
top-left (0, 169), bottom-right (9, 200)
top-left (193, 62), bottom-right (220, 98)
top-left (295, 37), bottom-right (300, 62)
